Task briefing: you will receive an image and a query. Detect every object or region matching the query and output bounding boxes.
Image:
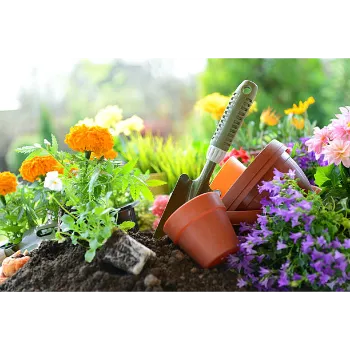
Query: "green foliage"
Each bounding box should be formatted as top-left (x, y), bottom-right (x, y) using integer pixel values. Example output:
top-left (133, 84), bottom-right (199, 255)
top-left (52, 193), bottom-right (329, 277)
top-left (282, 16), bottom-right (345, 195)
top-left (5, 135), bottom-right (40, 173)
top-left (118, 132), bottom-right (208, 193)
top-left (200, 59), bottom-right (328, 126)
top-left (0, 183), bottom-right (49, 244)
top-left (16, 134), bottom-right (154, 261)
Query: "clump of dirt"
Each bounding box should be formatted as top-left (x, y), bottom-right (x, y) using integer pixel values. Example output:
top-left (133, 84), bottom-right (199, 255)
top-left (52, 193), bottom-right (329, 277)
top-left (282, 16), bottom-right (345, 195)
top-left (0, 231), bottom-right (240, 292)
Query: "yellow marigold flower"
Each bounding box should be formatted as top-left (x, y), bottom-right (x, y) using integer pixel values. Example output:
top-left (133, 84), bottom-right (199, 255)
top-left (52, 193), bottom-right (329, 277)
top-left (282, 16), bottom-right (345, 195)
top-left (196, 93), bottom-right (230, 120)
top-left (247, 101), bottom-right (258, 116)
top-left (111, 115), bottom-right (145, 136)
top-left (95, 105), bottom-right (123, 128)
top-left (291, 116), bottom-right (305, 130)
top-left (91, 149), bottom-right (118, 160)
top-left (0, 172), bottom-right (17, 196)
top-left (65, 124), bottom-right (114, 156)
top-left (20, 156), bottom-right (64, 183)
top-left (260, 107), bottom-right (280, 126)
top-left (284, 96), bottom-right (315, 115)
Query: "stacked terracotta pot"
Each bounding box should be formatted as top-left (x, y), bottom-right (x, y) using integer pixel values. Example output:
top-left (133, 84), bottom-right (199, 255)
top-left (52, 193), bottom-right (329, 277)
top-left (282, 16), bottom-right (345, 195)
top-left (164, 140), bottom-right (314, 269)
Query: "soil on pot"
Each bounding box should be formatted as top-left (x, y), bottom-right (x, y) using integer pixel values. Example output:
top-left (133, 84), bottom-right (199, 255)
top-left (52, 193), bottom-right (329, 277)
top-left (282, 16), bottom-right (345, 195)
top-left (0, 231), bottom-right (241, 292)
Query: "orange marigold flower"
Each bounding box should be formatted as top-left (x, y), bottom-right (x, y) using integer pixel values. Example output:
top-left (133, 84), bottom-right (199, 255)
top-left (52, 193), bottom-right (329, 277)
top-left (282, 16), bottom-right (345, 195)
top-left (91, 149), bottom-right (118, 160)
top-left (291, 116), bottom-right (305, 130)
top-left (19, 156), bottom-right (64, 182)
top-left (0, 172), bottom-right (18, 196)
top-left (65, 124), bottom-right (114, 156)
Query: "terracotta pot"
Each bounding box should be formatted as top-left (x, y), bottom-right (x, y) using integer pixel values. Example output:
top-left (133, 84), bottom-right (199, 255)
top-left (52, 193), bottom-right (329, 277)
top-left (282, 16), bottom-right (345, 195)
top-left (149, 172), bottom-right (169, 196)
top-left (226, 210), bottom-right (262, 225)
top-left (223, 140), bottom-right (313, 212)
top-left (163, 192), bottom-right (239, 268)
top-left (209, 157), bottom-right (246, 198)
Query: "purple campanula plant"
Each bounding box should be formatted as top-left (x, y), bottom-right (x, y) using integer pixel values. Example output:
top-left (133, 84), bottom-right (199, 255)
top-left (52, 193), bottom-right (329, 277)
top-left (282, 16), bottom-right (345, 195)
top-left (287, 137), bottom-right (327, 185)
top-left (228, 169), bottom-right (350, 291)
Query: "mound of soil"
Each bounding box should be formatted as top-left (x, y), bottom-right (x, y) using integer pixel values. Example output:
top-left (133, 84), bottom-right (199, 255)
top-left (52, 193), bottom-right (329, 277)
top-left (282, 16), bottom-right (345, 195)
top-left (0, 231), bottom-right (240, 292)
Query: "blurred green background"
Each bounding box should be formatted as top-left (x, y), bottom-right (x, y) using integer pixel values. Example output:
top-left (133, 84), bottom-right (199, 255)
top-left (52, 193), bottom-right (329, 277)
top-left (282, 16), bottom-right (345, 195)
top-left (1, 58), bottom-right (350, 173)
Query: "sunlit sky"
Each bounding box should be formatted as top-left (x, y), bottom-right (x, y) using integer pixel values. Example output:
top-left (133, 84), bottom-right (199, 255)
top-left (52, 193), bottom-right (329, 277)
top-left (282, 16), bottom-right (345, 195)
top-left (0, 58), bottom-right (207, 111)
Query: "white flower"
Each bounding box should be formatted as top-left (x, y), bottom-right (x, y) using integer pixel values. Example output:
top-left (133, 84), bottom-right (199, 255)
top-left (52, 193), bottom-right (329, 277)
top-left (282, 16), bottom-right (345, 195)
top-left (34, 143), bottom-right (42, 148)
top-left (44, 139), bottom-right (51, 146)
top-left (44, 171), bottom-right (63, 192)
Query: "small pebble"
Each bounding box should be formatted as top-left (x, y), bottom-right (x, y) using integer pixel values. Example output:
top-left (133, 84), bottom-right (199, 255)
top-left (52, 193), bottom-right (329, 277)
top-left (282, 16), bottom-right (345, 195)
top-left (171, 250), bottom-right (185, 261)
top-left (180, 275), bottom-right (185, 281)
top-left (198, 274), bottom-right (204, 279)
top-left (144, 274), bottom-right (161, 288)
top-left (190, 268), bottom-right (198, 274)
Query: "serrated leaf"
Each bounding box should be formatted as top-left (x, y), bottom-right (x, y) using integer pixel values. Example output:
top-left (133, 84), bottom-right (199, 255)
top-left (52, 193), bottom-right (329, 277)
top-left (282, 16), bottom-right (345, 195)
top-left (25, 148), bottom-right (50, 160)
top-left (15, 145), bottom-right (40, 154)
top-left (51, 134), bottom-right (59, 153)
top-left (140, 185), bottom-right (154, 201)
top-left (118, 221), bottom-right (136, 231)
top-left (89, 168), bottom-right (100, 193)
top-left (122, 158), bottom-right (138, 175)
top-left (85, 249), bottom-right (96, 263)
top-left (146, 179), bottom-right (167, 187)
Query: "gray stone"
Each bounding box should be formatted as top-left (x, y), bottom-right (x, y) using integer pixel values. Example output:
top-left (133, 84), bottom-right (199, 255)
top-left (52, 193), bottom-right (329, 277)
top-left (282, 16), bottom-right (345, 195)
top-left (144, 274), bottom-right (161, 287)
top-left (102, 233), bottom-right (156, 275)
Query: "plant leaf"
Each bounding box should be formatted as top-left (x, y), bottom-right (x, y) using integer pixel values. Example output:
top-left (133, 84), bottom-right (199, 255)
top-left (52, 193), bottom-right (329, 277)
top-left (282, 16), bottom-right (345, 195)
top-left (146, 179), bottom-right (167, 187)
top-left (51, 134), bottom-right (59, 153)
top-left (314, 164), bottom-right (336, 188)
top-left (89, 168), bottom-right (101, 193)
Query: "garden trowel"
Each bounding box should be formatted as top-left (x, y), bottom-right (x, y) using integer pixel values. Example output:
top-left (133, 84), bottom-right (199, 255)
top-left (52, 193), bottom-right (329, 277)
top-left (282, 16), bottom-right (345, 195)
top-left (154, 80), bottom-right (258, 238)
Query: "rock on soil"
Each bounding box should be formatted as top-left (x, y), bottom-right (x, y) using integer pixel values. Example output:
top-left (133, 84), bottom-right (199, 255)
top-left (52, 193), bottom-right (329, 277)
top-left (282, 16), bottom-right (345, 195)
top-left (0, 231), bottom-right (240, 292)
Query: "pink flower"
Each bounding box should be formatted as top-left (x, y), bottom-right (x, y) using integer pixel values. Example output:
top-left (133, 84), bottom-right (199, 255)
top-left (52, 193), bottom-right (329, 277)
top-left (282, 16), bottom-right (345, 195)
top-left (152, 217), bottom-right (160, 230)
top-left (305, 126), bottom-right (331, 159)
top-left (330, 106), bottom-right (350, 140)
top-left (151, 195), bottom-right (170, 217)
top-left (323, 139), bottom-right (350, 167)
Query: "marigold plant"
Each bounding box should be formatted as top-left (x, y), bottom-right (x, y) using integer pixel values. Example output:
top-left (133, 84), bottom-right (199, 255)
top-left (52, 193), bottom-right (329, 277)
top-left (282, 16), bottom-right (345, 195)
top-left (0, 172), bottom-right (17, 196)
top-left (19, 156), bottom-right (64, 182)
top-left (196, 93), bottom-right (230, 120)
top-left (291, 116), bottom-right (305, 130)
top-left (65, 124), bottom-right (114, 156)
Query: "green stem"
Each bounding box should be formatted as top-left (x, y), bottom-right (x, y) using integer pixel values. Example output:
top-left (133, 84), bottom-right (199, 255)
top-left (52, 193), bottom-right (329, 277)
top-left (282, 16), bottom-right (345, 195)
top-left (85, 151), bottom-right (92, 160)
top-left (0, 195), bottom-right (6, 207)
top-left (51, 195), bottom-right (78, 220)
top-left (339, 163), bottom-right (350, 195)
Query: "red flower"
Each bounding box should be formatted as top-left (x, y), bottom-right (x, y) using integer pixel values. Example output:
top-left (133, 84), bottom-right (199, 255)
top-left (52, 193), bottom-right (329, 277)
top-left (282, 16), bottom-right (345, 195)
top-left (220, 147), bottom-right (250, 166)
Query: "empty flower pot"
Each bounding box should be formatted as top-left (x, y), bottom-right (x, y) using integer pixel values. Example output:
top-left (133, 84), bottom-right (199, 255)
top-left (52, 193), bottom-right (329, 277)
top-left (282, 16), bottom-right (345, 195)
top-left (163, 192), bottom-right (239, 268)
top-left (222, 140), bottom-right (313, 213)
top-left (210, 156), bottom-right (246, 198)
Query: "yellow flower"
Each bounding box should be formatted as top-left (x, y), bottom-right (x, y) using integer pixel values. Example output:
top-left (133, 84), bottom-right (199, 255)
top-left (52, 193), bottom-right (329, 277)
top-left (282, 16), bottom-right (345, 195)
top-left (0, 172), bottom-right (17, 196)
top-left (20, 156), bottom-right (64, 183)
top-left (91, 149), bottom-right (118, 160)
top-left (76, 118), bottom-right (96, 127)
top-left (95, 105), bottom-right (123, 128)
top-left (196, 93), bottom-right (230, 120)
top-left (260, 107), bottom-right (280, 126)
top-left (247, 101), bottom-right (258, 116)
top-left (112, 115), bottom-right (145, 136)
top-left (284, 96), bottom-right (315, 115)
top-left (65, 124), bottom-right (114, 156)
top-left (291, 116), bottom-right (305, 130)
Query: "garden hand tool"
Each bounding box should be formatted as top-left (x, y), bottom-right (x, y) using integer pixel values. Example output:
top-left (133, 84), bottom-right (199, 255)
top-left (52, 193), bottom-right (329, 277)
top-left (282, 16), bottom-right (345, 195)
top-left (154, 80), bottom-right (258, 238)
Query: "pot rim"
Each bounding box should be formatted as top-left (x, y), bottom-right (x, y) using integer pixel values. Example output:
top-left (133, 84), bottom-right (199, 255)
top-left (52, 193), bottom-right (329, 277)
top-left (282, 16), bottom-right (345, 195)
top-left (164, 192), bottom-right (226, 243)
top-left (223, 140), bottom-right (286, 210)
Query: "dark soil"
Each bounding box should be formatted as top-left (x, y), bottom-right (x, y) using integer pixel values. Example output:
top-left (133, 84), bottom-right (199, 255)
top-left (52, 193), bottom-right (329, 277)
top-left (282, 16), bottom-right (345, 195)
top-left (0, 231), bottom-right (240, 292)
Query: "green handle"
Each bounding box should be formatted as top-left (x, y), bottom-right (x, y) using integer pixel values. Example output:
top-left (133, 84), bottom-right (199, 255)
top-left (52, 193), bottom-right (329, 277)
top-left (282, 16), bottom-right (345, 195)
top-left (190, 80), bottom-right (258, 199)
top-left (209, 80), bottom-right (258, 156)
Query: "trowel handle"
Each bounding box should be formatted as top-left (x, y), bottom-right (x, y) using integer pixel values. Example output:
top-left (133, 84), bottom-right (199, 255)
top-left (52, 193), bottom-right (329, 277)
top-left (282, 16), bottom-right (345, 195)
top-left (206, 80), bottom-right (258, 164)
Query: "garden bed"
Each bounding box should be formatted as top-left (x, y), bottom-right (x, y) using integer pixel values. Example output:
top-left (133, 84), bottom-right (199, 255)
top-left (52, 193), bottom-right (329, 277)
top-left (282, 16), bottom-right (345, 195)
top-left (0, 231), bottom-right (240, 292)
